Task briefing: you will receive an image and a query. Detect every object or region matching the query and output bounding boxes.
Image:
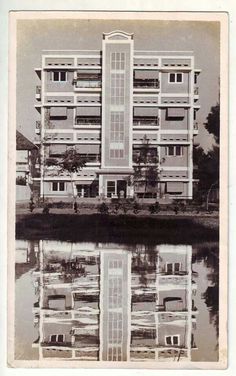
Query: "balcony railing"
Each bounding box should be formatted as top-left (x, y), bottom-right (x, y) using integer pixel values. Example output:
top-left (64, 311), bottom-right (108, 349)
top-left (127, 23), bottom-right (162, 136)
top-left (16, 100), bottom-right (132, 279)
top-left (133, 117), bottom-right (159, 127)
top-left (75, 117), bottom-right (101, 125)
top-left (35, 85), bottom-right (41, 100)
top-left (74, 80), bottom-right (101, 88)
top-left (133, 79), bottom-right (160, 89)
top-left (132, 156), bottom-right (158, 164)
top-left (35, 121), bottom-right (41, 135)
top-left (80, 154), bottom-right (101, 163)
top-left (73, 74), bottom-right (102, 88)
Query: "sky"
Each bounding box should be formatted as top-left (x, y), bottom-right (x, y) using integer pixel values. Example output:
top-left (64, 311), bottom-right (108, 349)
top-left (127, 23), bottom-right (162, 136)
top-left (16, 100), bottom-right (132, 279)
top-left (16, 18), bottom-right (220, 150)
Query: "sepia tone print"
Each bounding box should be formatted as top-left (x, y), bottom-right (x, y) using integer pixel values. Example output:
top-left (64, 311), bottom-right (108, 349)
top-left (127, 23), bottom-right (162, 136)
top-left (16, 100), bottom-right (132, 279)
top-left (9, 12), bottom-right (228, 369)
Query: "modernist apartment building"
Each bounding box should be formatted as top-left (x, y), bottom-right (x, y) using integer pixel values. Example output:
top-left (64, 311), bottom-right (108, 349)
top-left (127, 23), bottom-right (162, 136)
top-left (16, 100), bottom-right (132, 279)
top-left (34, 30), bottom-right (200, 200)
top-left (32, 242), bottom-right (198, 362)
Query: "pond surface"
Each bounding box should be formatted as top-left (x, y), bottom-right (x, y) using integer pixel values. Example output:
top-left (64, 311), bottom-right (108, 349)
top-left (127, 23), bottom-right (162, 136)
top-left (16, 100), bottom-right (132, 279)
top-left (15, 239), bottom-right (219, 362)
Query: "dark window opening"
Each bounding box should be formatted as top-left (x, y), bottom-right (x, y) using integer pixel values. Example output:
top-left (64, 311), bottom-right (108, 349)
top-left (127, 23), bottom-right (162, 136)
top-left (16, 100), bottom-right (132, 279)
top-left (52, 182), bottom-right (58, 191)
top-left (177, 73), bottom-right (182, 82)
top-left (59, 182), bottom-right (65, 191)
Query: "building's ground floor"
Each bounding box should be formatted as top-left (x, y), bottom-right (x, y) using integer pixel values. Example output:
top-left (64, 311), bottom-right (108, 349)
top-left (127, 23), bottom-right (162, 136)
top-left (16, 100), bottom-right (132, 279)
top-left (33, 173), bottom-right (192, 201)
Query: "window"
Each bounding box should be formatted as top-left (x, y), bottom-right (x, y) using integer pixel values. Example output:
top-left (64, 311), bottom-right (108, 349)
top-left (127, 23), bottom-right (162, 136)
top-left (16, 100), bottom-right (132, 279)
top-left (50, 334), bottom-right (64, 343)
top-left (167, 146), bottom-right (174, 156)
top-left (111, 73), bottom-right (125, 105)
top-left (168, 73), bottom-right (183, 83)
top-left (165, 335), bottom-right (179, 346)
top-left (52, 71), bottom-right (67, 82)
top-left (176, 146), bottom-right (182, 156)
top-left (110, 112), bottom-right (125, 159)
top-left (166, 262), bottom-right (181, 274)
top-left (165, 146), bottom-right (183, 156)
top-left (111, 52), bottom-right (125, 70)
top-left (52, 182), bottom-right (65, 191)
top-left (107, 181), bottom-right (116, 198)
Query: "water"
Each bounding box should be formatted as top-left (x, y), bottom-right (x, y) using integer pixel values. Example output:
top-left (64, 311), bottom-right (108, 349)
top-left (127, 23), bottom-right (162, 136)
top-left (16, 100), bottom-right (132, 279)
top-left (15, 239), bottom-right (219, 362)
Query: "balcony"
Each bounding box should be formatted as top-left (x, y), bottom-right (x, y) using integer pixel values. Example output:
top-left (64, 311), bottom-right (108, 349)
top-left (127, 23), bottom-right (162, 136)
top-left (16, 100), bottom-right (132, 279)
top-left (133, 117), bottom-right (159, 127)
top-left (133, 79), bottom-right (160, 90)
top-left (194, 87), bottom-right (199, 95)
top-left (194, 87), bottom-right (199, 101)
top-left (35, 86), bottom-right (41, 100)
top-left (75, 117), bottom-right (101, 127)
top-left (81, 154), bottom-right (101, 163)
top-left (193, 122), bottom-right (199, 134)
top-left (35, 121), bottom-right (41, 135)
top-left (73, 74), bottom-right (102, 89)
top-left (132, 154), bottom-right (158, 164)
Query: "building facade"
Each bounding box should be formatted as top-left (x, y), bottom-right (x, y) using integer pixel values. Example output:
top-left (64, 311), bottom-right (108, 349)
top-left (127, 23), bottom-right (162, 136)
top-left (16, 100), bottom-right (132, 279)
top-left (32, 241), bottom-right (198, 362)
top-left (34, 30), bottom-right (200, 200)
top-left (16, 130), bottom-right (39, 201)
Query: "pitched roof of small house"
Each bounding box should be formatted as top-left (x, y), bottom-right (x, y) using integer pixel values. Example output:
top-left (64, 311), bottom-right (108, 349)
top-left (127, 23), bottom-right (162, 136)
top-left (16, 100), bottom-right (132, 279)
top-left (16, 130), bottom-right (37, 150)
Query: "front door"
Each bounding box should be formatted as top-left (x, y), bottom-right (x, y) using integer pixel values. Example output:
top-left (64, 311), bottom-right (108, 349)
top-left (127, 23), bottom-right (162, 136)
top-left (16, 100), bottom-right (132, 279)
top-left (117, 180), bottom-right (127, 198)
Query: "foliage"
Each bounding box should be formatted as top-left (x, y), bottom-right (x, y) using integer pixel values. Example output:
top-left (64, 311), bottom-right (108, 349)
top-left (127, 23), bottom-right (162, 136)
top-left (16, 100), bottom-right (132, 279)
top-left (193, 103), bottom-right (220, 205)
top-left (132, 135), bottom-right (160, 197)
top-left (46, 148), bottom-right (87, 174)
top-left (133, 201), bottom-right (141, 214)
top-left (204, 103), bottom-right (220, 144)
top-left (98, 202), bottom-right (109, 214)
top-left (149, 202), bottom-right (160, 214)
top-left (45, 148), bottom-right (87, 203)
top-left (193, 145), bottom-right (219, 192)
top-left (42, 204), bottom-right (50, 214)
top-left (29, 198), bottom-right (35, 212)
top-left (16, 176), bottom-right (27, 186)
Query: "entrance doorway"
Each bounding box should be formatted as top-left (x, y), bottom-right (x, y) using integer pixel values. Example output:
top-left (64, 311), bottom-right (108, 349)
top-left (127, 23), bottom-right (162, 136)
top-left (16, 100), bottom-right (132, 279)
top-left (117, 180), bottom-right (127, 198)
top-left (106, 180), bottom-right (127, 198)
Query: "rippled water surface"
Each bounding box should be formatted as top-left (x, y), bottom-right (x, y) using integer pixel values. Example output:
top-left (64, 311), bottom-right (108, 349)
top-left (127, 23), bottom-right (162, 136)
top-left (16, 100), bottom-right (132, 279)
top-left (15, 240), bottom-right (219, 362)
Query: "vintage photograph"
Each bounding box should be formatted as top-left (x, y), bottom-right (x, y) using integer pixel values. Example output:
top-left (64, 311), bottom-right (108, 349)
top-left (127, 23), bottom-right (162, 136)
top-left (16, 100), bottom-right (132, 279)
top-left (9, 12), bottom-right (227, 368)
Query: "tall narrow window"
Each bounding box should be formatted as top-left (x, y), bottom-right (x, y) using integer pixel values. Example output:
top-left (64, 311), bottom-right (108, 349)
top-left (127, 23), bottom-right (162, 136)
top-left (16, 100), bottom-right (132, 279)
top-left (107, 181), bottom-right (116, 198)
top-left (175, 146), bottom-right (182, 156)
top-left (111, 52), bottom-right (125, 70)
top-left (111, 73), bottom-right (125, 105)
top-left (59, 182), bottom-right (65, 191)
top-left (110, 112), bottom-right (124, 158)
top-left (52, 182), bottom-right (58, 191)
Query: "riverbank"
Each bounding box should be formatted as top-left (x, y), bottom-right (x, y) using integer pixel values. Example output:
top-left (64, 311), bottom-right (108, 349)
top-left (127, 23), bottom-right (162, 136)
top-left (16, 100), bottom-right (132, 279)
top-left (16, 212), bottom-right (219, 244)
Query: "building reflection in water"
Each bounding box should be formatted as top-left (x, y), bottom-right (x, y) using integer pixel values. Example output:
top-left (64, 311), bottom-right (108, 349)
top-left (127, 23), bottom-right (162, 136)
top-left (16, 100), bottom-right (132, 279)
top-left (31, 241), bottom-right (198, 362)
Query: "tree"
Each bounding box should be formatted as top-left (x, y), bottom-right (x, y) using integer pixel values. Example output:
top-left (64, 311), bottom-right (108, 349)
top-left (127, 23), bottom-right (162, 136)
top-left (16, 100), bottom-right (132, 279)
top-left (132, 135), bottom-right (161, 199)
top-left (36, 109), bottom-right (57, 202)
top-left (46, 148), bottom-right (87, 204)
top-left (204, 103), bottom-right (220, 144)
top-left (193, 103), bottom-right (220, 208)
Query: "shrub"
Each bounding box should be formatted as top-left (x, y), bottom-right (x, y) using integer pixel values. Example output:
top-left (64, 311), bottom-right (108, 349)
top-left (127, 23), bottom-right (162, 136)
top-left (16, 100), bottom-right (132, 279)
top-left (179, 202), bottom-right (187, 213)
top-left (43, 205), bottom-right (50, 215)
top-left (98, 202), bottom-right (109, 214)
top-left (121, 204), bottom-right (129, 214)
top-left (149, 202), bottom-right (160, 214)
top-left (133, 201), bottom-right (141, 214)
